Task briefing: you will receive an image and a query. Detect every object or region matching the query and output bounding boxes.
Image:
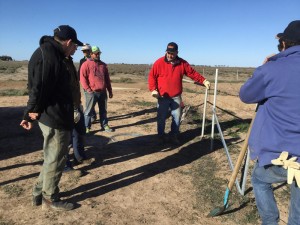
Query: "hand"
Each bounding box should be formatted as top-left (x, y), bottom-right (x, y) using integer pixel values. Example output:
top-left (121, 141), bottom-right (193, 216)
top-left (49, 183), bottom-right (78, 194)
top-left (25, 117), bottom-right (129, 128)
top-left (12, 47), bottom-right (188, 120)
top-left (203, 79), bottom-right (210, 89)
top-left (151, 90), bottom-right (159, 98)
top-left (109, 93), bottom-right (113, 98)
top-left (74, 109), bottom-right (80, 123)
top-left (28, 112), bottom-right (40, 120)
top-left (263, 53), bottom-right (276, 64)
top-left (20, 120), bottom-right (33, 130)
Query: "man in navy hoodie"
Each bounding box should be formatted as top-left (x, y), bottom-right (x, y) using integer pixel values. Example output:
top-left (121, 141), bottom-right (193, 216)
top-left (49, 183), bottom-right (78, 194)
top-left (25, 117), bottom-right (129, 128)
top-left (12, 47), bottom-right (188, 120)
top-left (240, 20), bottom-right (300, 225)
top-left (20, 25), bottom-right (83, 211)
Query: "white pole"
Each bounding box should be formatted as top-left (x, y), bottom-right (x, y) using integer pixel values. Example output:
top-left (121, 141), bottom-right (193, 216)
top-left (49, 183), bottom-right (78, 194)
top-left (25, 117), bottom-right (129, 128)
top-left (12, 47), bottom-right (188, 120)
top-left (211, 69), bottom-right (218, 139)
top-left (201, 88), bottom-right (208, 138)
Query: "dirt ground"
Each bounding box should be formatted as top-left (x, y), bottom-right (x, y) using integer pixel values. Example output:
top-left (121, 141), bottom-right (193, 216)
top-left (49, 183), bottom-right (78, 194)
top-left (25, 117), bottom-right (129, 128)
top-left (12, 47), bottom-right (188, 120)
top-left (0, 66), bottom-right (289, 225)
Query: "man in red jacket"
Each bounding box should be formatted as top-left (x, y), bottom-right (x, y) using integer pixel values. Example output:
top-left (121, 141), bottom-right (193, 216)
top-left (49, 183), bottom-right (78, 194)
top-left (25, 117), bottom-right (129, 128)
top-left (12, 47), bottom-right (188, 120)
top-left (148, 42), bottom-right (210, 145)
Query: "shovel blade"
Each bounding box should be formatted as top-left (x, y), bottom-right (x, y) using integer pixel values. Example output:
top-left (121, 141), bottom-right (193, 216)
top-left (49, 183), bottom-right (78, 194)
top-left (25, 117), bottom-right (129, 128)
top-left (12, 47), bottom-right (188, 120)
top-left (207, 188), bottom-right (230, 217)
top-left (207, 205), bottom-right (226, 217)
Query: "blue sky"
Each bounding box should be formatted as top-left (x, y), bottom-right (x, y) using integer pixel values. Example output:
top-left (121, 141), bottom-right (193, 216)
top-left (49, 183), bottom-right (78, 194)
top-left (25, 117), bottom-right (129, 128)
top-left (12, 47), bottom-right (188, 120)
top-left (0, 0), bottom-right (299, 67)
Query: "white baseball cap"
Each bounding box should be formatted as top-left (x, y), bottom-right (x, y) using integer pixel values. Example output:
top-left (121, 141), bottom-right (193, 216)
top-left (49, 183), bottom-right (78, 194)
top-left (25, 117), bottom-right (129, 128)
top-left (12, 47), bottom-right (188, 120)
top-left (81, 43), bottom-right (91, 51)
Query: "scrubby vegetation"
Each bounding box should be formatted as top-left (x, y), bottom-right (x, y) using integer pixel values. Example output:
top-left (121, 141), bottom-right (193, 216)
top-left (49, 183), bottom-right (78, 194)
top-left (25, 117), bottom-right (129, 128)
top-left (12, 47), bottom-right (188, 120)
top-left (0, 61), bottom-right (28, 74)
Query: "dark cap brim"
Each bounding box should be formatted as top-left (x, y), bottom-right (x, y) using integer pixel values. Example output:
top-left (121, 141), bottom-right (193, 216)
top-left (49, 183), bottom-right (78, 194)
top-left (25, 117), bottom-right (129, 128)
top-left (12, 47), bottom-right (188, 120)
top-left (166, 48), bottom-right (177, 52)
top-left (75, 40), bottom-right (83, 46)
top-left (276, 33), bottom-right (284, 39)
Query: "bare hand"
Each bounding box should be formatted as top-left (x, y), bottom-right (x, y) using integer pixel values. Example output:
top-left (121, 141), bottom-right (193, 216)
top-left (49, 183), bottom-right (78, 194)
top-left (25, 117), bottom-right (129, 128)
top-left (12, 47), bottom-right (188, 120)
top-left (109, 93), bottom-right (113, 98)
top-left (28, 113), bottom-right (39, 120)
top-left (20, 120), bottom-right (33, 130)
top-left (263, 54), bottom-right (276, 64)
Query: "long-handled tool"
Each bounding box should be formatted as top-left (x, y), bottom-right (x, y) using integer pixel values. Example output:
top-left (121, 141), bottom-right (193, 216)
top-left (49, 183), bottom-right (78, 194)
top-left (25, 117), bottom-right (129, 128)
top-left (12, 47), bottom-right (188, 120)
top-left (207, 107), bottom-right (257, 217)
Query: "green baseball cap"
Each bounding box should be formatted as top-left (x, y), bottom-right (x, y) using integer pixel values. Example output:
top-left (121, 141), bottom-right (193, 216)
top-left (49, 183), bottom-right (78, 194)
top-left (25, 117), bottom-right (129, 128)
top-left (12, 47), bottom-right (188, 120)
top-left (91, 46), bottom-right (101, 53)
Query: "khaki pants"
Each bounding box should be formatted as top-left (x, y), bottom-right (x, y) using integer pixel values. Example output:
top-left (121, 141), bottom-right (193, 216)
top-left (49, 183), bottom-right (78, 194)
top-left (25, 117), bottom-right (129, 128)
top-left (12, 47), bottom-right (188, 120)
top-left (32, 122), bottom-right (70, 200)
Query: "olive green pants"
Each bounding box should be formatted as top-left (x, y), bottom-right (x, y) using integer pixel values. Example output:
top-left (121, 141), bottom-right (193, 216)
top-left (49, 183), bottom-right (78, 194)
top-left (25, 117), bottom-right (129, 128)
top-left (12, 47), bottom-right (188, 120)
top-left (32, 123), bottom-right (70, 201)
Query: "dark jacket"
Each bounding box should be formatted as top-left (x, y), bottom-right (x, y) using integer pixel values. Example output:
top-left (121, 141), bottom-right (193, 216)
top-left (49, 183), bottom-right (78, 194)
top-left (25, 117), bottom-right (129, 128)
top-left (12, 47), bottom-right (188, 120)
top-left (24, 36), bottom-right (74, 130)
top-left (64, 56), bottom-right (81, 109)
top-left (78, 56), bottom-right (89, 80)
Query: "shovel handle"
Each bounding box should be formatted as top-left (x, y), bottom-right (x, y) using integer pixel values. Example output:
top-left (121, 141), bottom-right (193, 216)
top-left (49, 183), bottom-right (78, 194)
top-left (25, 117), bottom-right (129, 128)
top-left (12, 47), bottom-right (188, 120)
top-left (227, 108), bottom-right (257, 190)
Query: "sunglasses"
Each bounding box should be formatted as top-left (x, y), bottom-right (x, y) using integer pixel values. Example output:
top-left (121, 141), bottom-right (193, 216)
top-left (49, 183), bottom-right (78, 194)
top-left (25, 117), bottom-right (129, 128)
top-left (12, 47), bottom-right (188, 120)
top-left (92, 52), bottom-right (101, 55)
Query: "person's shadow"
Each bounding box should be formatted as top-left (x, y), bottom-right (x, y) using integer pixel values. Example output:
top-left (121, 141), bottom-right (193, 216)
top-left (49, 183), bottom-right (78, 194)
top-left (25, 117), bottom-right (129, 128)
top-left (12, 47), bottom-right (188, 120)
top-left (62, 126), bottom-right (225, 203)
top-left (0, 106), bottom-right (43, 161)
top-left (109, 107), bottom-right (157, 121)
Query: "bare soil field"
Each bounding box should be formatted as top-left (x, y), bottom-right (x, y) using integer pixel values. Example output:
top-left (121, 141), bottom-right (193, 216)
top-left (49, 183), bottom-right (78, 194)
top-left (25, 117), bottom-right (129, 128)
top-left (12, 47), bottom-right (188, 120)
top-left (0, 62), bottom-right (289, 225)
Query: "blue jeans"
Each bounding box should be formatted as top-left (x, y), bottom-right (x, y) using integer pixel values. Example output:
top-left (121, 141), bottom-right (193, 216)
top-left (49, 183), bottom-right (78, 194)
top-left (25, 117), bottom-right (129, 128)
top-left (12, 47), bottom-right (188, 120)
top-left (65, 108), bottom-right (86, 167)
top-left (157, 95), bottom-right (182, 136)
top-left (84, 90), bottom-right (108, 129)
top-left (252, 162), bottom-right (300, 225)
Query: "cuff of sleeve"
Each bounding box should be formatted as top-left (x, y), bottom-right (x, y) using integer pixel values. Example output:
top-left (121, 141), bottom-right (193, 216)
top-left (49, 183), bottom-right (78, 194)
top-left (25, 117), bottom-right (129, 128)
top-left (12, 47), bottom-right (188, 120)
top-left (23, 114), bottom-right (34, 123)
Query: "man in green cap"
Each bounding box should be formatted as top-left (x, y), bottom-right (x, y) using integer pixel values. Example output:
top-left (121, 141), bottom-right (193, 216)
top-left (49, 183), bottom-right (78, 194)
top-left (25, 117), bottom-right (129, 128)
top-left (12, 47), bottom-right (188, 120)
top-left (80, 46), bottom-right (114, 133)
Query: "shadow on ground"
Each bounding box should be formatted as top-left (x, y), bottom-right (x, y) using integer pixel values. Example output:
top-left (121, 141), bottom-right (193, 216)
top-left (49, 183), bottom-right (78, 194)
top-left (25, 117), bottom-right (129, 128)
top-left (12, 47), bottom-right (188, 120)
top-left (0, 106), bottom-right (43, 161)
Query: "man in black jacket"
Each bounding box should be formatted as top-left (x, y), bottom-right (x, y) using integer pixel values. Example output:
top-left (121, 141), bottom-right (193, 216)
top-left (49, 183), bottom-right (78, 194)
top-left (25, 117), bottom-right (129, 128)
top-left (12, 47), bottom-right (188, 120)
top-left (20, 25), bottom-right (83, 211)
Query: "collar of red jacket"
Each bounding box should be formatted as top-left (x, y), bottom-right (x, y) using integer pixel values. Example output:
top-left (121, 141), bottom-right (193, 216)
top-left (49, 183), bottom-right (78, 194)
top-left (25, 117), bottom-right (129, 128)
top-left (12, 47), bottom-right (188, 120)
top-left (164, 55), bottom-right (180, 66)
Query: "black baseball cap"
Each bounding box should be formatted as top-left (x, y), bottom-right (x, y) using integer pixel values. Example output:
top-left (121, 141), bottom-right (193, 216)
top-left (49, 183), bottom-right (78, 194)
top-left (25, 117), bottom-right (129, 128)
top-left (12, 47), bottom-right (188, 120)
top-left (54, 25), bottom-right (83, 46)
top-left (276, 20), bottom-right (300, 42)
top-left (166, 42), bottom-right (178, 53)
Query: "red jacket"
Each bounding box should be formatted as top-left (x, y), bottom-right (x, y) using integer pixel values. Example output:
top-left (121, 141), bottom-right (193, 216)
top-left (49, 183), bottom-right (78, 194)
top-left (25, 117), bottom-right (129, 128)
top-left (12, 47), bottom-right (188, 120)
top-left (80, 59), bottom-right (112, 94)
top-left (148, 56), bottom-right (206, 98)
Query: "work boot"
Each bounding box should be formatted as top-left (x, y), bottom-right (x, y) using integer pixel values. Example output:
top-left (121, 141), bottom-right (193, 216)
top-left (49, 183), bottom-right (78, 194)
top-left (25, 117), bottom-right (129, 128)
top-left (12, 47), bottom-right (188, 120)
top-left (32, 194), bottom-right (42, 206)
top-left (42, 197), bottom-right (74, 211)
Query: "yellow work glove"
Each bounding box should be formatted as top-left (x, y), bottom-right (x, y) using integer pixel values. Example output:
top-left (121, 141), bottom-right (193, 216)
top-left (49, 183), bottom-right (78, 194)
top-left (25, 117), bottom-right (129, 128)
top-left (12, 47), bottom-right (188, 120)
top-left (271, 151), bottom-right (289, 168)
top-left (203, 79), bottom-right (210, 89)
top-left (288, 167), bottom-right (300, 186)
top-left (151, 90), bottom-right (160, 98)
top-left (271, 151), bottom-right (300, 187)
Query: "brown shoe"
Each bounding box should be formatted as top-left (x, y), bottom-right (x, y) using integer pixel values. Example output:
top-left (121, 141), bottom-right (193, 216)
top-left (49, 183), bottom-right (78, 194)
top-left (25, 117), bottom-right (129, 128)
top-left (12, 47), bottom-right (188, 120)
top-left (42, 197), bottom-right (74, 211)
